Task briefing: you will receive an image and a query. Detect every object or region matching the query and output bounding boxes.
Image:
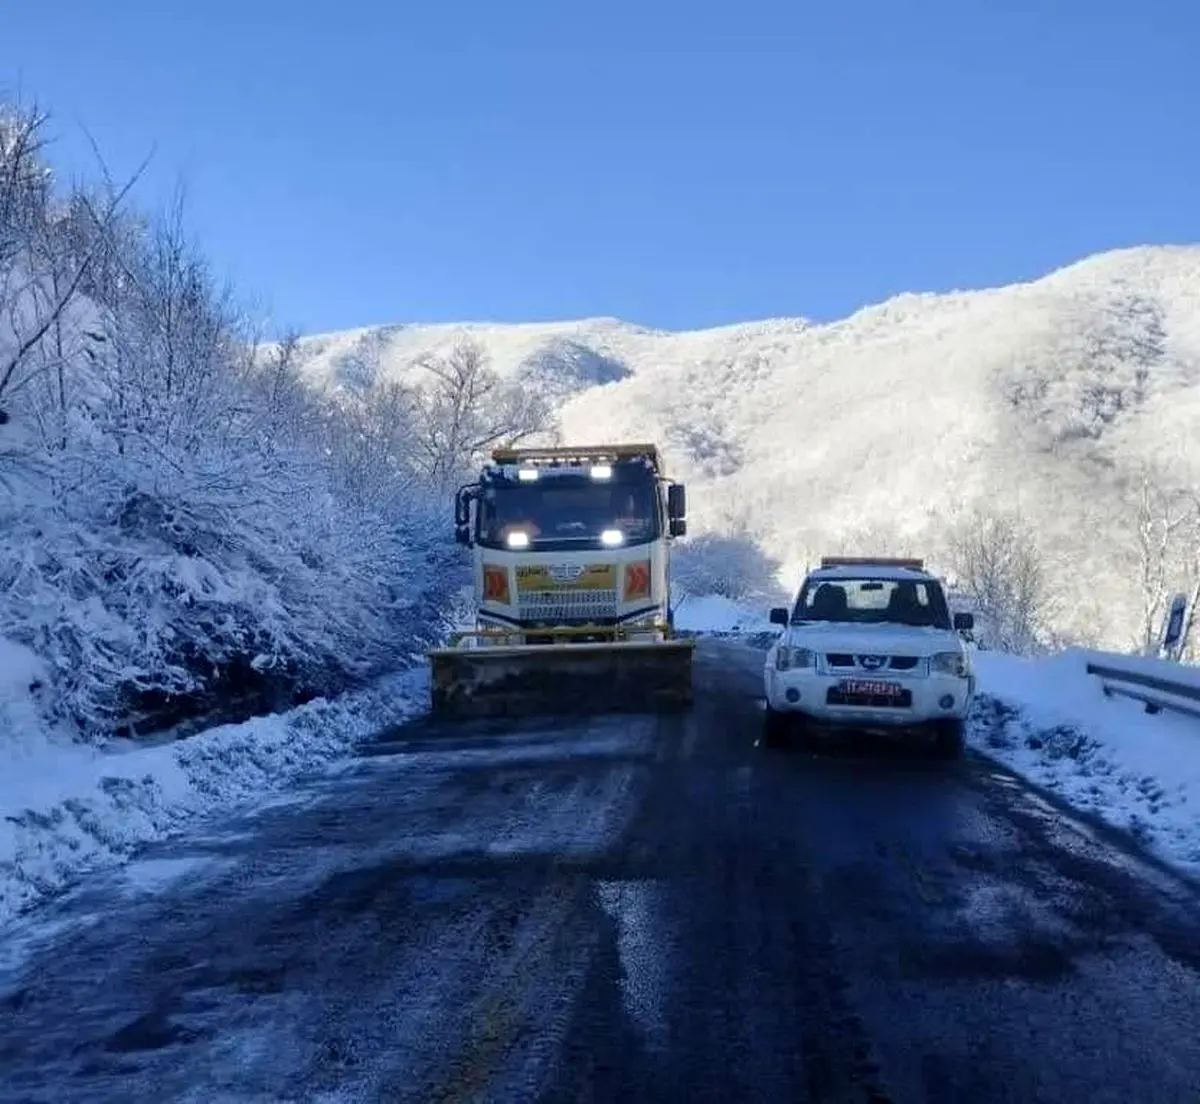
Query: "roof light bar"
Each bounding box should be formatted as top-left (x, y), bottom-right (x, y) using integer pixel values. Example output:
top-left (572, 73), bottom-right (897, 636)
top-left (490, 443), bottom-right (661, 468)
top-left (819, 556), bottom-right (925, 570)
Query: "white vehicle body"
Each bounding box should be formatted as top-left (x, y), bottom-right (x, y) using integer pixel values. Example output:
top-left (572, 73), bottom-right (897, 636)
top-left (763, 558), bottom-right (976, 739)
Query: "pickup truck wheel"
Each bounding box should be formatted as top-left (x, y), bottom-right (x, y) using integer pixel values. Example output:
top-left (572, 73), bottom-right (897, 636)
top-left (929, 718), bottom-right (965, 760)
top-left (796, 714), bottom-right (819, 752)
top-left (762, 705), bottom-right (790, 749)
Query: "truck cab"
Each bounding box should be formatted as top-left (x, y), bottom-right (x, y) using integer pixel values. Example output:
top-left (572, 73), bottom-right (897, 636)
top-left (453, 444), bottom-right (688, 645)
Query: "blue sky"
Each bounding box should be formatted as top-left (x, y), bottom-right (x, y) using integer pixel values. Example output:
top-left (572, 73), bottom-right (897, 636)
top-left (4, 1), bottom-right (1198, 336)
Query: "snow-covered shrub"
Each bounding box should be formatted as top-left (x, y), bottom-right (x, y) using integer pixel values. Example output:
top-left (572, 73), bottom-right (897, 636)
top-left (672, 530), bottom-right (784, 604)
top-left (0, 100), bottom-right (463, 741)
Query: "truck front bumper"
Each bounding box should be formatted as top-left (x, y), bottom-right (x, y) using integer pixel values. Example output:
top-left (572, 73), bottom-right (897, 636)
top-left (764, 668), bottom-right (974, 727)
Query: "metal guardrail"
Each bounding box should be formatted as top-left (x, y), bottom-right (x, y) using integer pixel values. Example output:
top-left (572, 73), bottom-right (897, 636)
top-left (1086, 659), bottom-right (1200, 721)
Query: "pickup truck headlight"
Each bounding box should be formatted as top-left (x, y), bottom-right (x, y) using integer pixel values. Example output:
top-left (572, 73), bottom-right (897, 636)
top-left (776, 646), bottom-right (815, 671)
top-left (930, 651), bottom-right (971, 678)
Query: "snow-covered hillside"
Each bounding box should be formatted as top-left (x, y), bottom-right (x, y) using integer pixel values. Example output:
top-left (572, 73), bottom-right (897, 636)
top-left (294, 246), bottom-right (1200, 651)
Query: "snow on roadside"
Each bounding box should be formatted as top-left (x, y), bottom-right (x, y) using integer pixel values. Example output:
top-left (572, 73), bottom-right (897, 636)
top-left (972, 649), bottom-right (1200, 876)
top-left (1, 639), bottom-right (427, 928)
top-left (673, 593), bottom-right (774, 636)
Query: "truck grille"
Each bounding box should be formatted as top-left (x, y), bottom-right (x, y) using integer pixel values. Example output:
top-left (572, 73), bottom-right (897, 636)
top-left (518, 589), bottom-right (620, 623)
top-left (825, 654), bottom-right (921, 672)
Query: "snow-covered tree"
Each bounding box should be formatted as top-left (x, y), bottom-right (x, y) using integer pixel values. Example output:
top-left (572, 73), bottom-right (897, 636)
top-left (409, 339), bottom-right (557, 494)
top-left (0, 97), bottom-right (461, 742)
top-left (1119, 461), bottom-right (1196, 653)
top-left (673, 529), bottom-right (783, 604)
top-left (945, 507), bottom-right (1049, 655)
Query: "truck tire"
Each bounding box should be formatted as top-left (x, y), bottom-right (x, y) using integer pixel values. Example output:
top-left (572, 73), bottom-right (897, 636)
top-left (793, 712), bottom-right (816, 753)
top-left (929, 718), bottom-right (966, 760)
top-left (762, 705), bottom-right (790, 749)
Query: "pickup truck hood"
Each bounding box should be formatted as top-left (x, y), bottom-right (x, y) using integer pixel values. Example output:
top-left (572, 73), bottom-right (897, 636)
top-left (784, 622), bottom-right (960, 656)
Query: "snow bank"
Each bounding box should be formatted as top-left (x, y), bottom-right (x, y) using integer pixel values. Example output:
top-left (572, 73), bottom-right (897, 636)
top-left (974, 650), bottom-right (1200, 875)
top-left (0, 664), bottom-right (428, 928)
top-left (673, 593), bottom-right (774, 635)
top-left (0, 639), bottom-right (49, 756)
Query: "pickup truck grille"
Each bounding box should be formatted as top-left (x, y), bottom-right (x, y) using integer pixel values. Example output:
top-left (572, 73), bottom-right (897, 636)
top-left (825, 654), bottom-right (921, 672)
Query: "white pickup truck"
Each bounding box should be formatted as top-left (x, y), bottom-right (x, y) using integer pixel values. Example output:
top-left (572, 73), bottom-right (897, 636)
top-left (762, 557), bottom-right (976, 757)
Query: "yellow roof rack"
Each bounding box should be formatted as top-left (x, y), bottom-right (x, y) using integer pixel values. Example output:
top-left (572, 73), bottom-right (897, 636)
top-left (819, 556), bottom-right (925, 570)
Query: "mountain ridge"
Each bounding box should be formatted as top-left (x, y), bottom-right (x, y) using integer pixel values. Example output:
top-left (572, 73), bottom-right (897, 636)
top-left (293, 245), bottom-right (1200, 649)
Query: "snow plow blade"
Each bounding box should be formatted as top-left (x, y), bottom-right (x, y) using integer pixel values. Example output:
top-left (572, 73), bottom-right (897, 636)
top-left (429, 631), bottom-right (694, 718)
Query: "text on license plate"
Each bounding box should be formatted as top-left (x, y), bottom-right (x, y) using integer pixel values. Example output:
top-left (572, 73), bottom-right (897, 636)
top-left (839, 679), bottom-right (904, 697)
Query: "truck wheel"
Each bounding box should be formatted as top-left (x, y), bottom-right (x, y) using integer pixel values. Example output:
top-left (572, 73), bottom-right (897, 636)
top-left (793, 712), bottom-right (817, 753)
top-left (929, 718), bottom-right (965, 760)
top-left (762, 705), bottom-right (790, 749)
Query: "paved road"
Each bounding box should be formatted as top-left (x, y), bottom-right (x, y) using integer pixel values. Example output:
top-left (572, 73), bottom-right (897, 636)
top-left (2, 639), bottom-right (1200, 1102)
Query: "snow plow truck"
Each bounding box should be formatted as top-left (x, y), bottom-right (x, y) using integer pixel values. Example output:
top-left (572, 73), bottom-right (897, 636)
top-left (428, 443), bottom-right (694, 717)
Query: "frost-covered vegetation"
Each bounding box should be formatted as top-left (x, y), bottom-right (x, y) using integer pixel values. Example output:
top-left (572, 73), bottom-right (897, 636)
top-left (670, 530), bottom-right (786, 606)
top-left (0, 99), bottom-right (533, 742)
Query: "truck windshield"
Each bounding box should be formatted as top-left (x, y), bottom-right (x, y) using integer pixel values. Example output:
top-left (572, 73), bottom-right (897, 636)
top-left (792, 577), bottom-right (952, 630)
top-left (477, 479), bottom-right (660, 549)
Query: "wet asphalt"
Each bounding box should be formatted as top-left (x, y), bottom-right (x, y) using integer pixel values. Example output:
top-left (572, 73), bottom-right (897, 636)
top-left (1, 638), bottom-right (1200, 1102)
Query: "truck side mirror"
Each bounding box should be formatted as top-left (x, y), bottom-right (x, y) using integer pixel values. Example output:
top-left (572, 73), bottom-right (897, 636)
top-left (953, 611), bottom-right (974, 631)
top-left (454, 485), bottom-right (474, 527)
top-left (667, 483), bottom-right (686, 521)
top-left (455, 524), bottom-right (471, 547)
top-left (769, 607), bottom-right (789, 626)
top-left (669, 518), bottom-right (687, 537)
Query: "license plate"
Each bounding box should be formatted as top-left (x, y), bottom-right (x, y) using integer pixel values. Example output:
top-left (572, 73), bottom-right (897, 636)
top-left (839, 679), bottom-right (904, 697)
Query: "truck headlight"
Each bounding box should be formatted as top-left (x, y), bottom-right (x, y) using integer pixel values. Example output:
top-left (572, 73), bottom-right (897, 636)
top-left (776, 646), bottom-right (815, 671)
top-left (930, 651), bottom-right (971, 678)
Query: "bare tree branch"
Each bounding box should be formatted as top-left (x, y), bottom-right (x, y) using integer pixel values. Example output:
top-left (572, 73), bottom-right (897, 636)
top-left (0, 149), bottom-right (149, 401)
top-left (1123, 461), bottom-right (1194, 652)
top-left (946, 507), bottom-right (1049, 654)
top-left (407, 339), bottom-right (556, 493)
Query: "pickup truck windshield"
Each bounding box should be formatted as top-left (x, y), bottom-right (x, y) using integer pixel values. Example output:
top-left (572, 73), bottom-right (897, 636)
top-left (477, 480), bottom-right (660, 548)
top-left (793, 577), bottom-right (952, 630)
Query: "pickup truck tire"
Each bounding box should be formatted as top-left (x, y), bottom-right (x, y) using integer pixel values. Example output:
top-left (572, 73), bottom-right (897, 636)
top-left (929, 718), bottom-right (966, 760)
top-left (762, 705), bottom-right (790, 749)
